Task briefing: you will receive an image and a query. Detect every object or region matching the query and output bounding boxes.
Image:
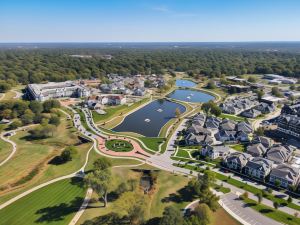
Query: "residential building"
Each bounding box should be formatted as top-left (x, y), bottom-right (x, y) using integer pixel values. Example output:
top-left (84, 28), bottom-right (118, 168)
top-left (281, 103), bottom-right (300, 116)
top-left (266, 145), bottom-right (293, 164)
top-left (252, 136), bottom-right (274, 148)
top-left (254, 102), bottom-right (275, 114)
top-left (246, 143), bottom-right (267, 157)
top-left (223, 152), bottom-right (252, 172)
top-left (184, 133), bottom-right (213, 146)
top-left (269, 164), bottom-right (300, 188)
top-left (244, 157), bottom-right (273, 180)
top-left (276, 114), bottom-right (300, 138)
top-left (201, 145), bottom-right (232, 160)
top-left (241, 108), bottom-right (262, 118)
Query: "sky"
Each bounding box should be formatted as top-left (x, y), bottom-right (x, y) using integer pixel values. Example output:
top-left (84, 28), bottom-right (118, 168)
top-left (0, 0), bottom-right (300, 42)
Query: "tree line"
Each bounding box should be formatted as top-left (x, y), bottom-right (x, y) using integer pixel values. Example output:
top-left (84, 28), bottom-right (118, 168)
top-left (0, 49), bottom-right (299, 86)
top-left (0, 99), bottom-right (61, 135)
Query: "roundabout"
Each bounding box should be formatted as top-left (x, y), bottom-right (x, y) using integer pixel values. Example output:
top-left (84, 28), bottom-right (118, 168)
top-left (105, 139), bottom-right (134, 152)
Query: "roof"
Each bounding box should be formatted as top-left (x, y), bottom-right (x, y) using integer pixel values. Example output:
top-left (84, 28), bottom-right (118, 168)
top-left (225, 152), bottom-right (252, 166)
top-left (245, 157), bottom-right (273, 172)
top-left (247, 143), bottom-right (267, 156)
top-left (270, 164), bottom-right (300, 183)
top-left (266, 145), bottom-right (293, 163)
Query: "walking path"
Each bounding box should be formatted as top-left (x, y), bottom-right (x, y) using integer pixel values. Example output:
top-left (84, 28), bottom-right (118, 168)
top-left (68, 188), bottom-right (93, 225)
top-left (0, 124), bottom-right (36, 167)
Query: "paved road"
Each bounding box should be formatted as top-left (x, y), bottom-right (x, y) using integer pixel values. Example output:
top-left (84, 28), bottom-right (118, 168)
top-left (252, 108), bottom-right (281, 130)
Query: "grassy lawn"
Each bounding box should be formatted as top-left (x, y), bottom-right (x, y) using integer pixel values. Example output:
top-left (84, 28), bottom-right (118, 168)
top-left (219, 113), bottom-right (246, 122)
top-left (0, 137), bottom-right (12, 163)
top-left (0, 115), bottom-right (92, 203)
top-left (176, 149), bottom-right (191, 158)
top-left (0, 178), bottom-right (86, 225)
top-left (1, 90), bottom-right (16, 101)
top-left (229, 144), bottom-right (246, 152)
top-left (84, 149), bottom-right (143, 172)
top-left (138, 137), bottom-right (165, 152)
top-left (78, 165), bottom-right (239, 225)
top-left (105, 139), bottom-right (134, 152)
top-left (92, 98), bottom-right (150, 123)
top-left (158, 118), bottom-right (177, 137)
top-left (243, 198), bottom-right (300, 225)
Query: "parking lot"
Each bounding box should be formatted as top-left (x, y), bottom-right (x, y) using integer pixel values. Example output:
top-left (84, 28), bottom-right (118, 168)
top-left (220, 193), bottom-right (282, 225)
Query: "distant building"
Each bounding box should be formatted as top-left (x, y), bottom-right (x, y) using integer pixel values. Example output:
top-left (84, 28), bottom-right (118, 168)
top-left (276, 114), bottom-right (300, 138)
top-left (26, 81), bottom-right (90, 101)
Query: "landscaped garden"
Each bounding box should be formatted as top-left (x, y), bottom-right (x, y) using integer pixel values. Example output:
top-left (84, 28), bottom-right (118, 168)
top-left (0, 178), bottom-right (86, 225)
top-left (105, 139), bottom-right (134, 152)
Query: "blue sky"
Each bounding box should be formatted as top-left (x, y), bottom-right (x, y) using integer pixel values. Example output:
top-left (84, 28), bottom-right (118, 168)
top-left (0, 0), bottom-right (299, 42)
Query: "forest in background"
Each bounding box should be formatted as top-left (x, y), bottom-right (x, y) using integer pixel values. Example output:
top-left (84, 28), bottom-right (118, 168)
top-left (0, 48), bottom-right (299, 85)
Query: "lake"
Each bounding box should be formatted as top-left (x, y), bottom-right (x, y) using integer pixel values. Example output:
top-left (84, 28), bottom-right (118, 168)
top-left (112, 99), bottom-right (186, 137)
top-left (168, 89), bottom-right (215, 103)
top-left (176, 79), bottom-right (197, 88)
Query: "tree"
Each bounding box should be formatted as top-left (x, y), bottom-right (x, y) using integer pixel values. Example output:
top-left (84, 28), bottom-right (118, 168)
top-left (0, 109), bottom-right (12, 119)
top-left (60, 149), bottom-right (72, 162)
top-left (256, 90), bottom-right (264, 101)
top-left (256, 192), bottom-right (263, 204)
top-left (193, 203), bottom-right (212, 225)
top-left (271, 87), bottom-right (283, 98)
top-left (93, 158), bottom-right (112, 171)
top-left (255, 127), bottom-right (265, 136)
top-left (85, 169), bottom-right (112, 207)
top-left (175, 108), bottom-right (181, 118)
top-left (43, 99), bottom-right (61, 112)
top-left (49, 114), bottom-right (61, 126)
top-left (201, 102), bottom-right (211, 115)
top-left (240, 191), bottom-right (249, 200)
top-left (29, 101), bottom-right (43, 114)
top-left (28, 124), bottom-right (56, 139)
top-left (159, 206), bottom-right (184, 225)
top-left (115, 191), bottom-right (147, 225)
top-left (248, 76), bottom-right (257, 83)
top-left (273, 201), bottom-right (279, 209)
top-left (210, 105), bottom-right (221, 117)
top-left (206, 80), bottom-right (216, 89)
top-left (287, 196), bottom-right (292, 204)
top-left (0, 82), bottom-right (11, 93)
top-left (21, 109), bottom-right (34, 125)
top-left (8, 119), bottom-right (22, 130)
top-left (274, 179), bottom-right (281, 187)
top-left (290, 84), bottom-right (296, 90)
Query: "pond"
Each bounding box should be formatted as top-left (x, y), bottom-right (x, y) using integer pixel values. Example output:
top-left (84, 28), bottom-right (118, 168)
top-left (168, 89), bottom-right (215, 103)
top-left (112, 99), bottom-right (186, 137)
top-left (176, 79), bottom-right (197, 88)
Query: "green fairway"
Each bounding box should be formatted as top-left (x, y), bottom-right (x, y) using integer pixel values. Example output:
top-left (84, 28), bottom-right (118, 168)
top-left (0, 178), bottom-right (86, 225)
top-left (105, 139), bottom-right (134, 152)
